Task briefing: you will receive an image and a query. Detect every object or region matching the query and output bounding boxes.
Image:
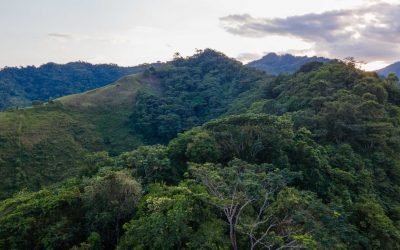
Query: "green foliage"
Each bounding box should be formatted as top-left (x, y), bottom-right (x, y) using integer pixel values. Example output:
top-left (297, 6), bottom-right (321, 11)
top-left (167, 114), bottom-right (295, 171)
top-left (185, 131), bottom-right (219, 163)
top-left (118, 182), bottom-right (228, 250)
top-left (0, 170), bottom-right (142, 250)
top-left (71, 232), bottom-right (102, 250)
top-left (352, 199), bottom-right (400, 249)
top-left (116, 145), bottom-right (177, 185)
top-left (245, 61), bottom-right (400, 248)
top-left (188, 159), bottom-right (347, 249)
top-left (0, 180), bottom-right (83, 250)
top-left (82, 169), bottom-right (142, 248)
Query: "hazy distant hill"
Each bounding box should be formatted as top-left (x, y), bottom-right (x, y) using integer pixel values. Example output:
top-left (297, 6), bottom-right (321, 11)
top-left (0, 61), bottom-right (158, 111)
top-left (377, 61), bottom-right (400, 77)
top-left (247, 52), bottom-right (330, 74)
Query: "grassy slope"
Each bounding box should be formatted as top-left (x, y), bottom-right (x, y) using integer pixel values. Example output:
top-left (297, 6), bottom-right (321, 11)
top-left (59, 73), bottom-right (160, 154)
top-left (0, 73), bottom-right (158, 199)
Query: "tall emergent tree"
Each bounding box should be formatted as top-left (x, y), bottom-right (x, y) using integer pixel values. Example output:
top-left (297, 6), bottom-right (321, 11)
top-left (189, 159), bottom-right (314, 250)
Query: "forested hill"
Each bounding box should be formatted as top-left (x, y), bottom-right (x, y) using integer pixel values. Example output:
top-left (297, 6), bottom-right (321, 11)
top-left (0, 61), bottom-right (156, 111)
top-left (1, 50), bottom-right (400, 249)
top-left (377, 61), bottom-right (400, 77)
top-left (247, 52), bottom-right (330, 74)
top-left (128, 49), bottom-right (267, 143)
top-left (0, 49), bottom-right (267, 200)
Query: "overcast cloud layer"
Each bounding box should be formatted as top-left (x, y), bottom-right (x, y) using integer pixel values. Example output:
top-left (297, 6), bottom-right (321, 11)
top-left (220, 2), bottom-right (400, 62)
top-left (0, 0), bottom-right (397, 69)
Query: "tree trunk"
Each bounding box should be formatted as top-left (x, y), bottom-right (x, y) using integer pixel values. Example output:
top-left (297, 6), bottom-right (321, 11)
top-left (230, 223), bottom-right (238, 250)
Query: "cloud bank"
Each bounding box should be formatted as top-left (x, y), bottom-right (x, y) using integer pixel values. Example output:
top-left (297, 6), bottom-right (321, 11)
top-left (220, 2), bottom-right (400, 62)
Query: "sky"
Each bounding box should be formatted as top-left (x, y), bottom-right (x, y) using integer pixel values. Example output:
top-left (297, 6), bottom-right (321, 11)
top-left (0, 0), bottom-right (399, 70)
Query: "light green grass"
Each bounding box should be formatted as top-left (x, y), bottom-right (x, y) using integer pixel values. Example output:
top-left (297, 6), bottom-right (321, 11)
top-left (59, 73), bottom-right (159, 109)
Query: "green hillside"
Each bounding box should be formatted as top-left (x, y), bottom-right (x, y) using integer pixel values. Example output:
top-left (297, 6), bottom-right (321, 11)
top-left (0, 73), bottom-right (158, 199)
top-left (0, 61), bottom-right (157, 111)
top-left (59, 73), bottom-right (160, 154)
top-left (1, 50), bottom-right (400, 249)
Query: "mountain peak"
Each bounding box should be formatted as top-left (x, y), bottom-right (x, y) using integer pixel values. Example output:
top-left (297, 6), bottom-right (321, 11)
top-left (174, 49), bottom-right (238, 65)
top-left (263, 52), bottom-right (279, 59)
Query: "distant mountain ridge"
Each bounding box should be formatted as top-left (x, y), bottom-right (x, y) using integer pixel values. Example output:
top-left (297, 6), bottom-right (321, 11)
top-left (0, 61), bottom-right (158, 111)
top-left (377, 61), bottom-right (400, 77)
top-left (247, 52), bottom-right (331, 75)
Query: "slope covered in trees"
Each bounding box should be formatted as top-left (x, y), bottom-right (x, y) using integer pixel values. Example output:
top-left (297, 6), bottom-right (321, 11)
top-left (0, 61), bottom-right (155, 111)
top-left (128, 49), bottom-right (268, 143)
top-left (1, 50), bottom-right (400, 249)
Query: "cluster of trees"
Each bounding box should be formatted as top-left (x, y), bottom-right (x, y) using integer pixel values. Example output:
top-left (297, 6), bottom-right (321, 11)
top-left (2, 112), bottom-right (400, 249)
top-left (0, 115), bottom-right (336, 249)
top-left (1, 50), bottom-right (400, 249)
top-left (0, 169), bottom-right (141, 250)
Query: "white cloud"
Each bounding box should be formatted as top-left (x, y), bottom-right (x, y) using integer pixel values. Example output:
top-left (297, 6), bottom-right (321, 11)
top-left (220, 2), bottom-right (400, 63)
